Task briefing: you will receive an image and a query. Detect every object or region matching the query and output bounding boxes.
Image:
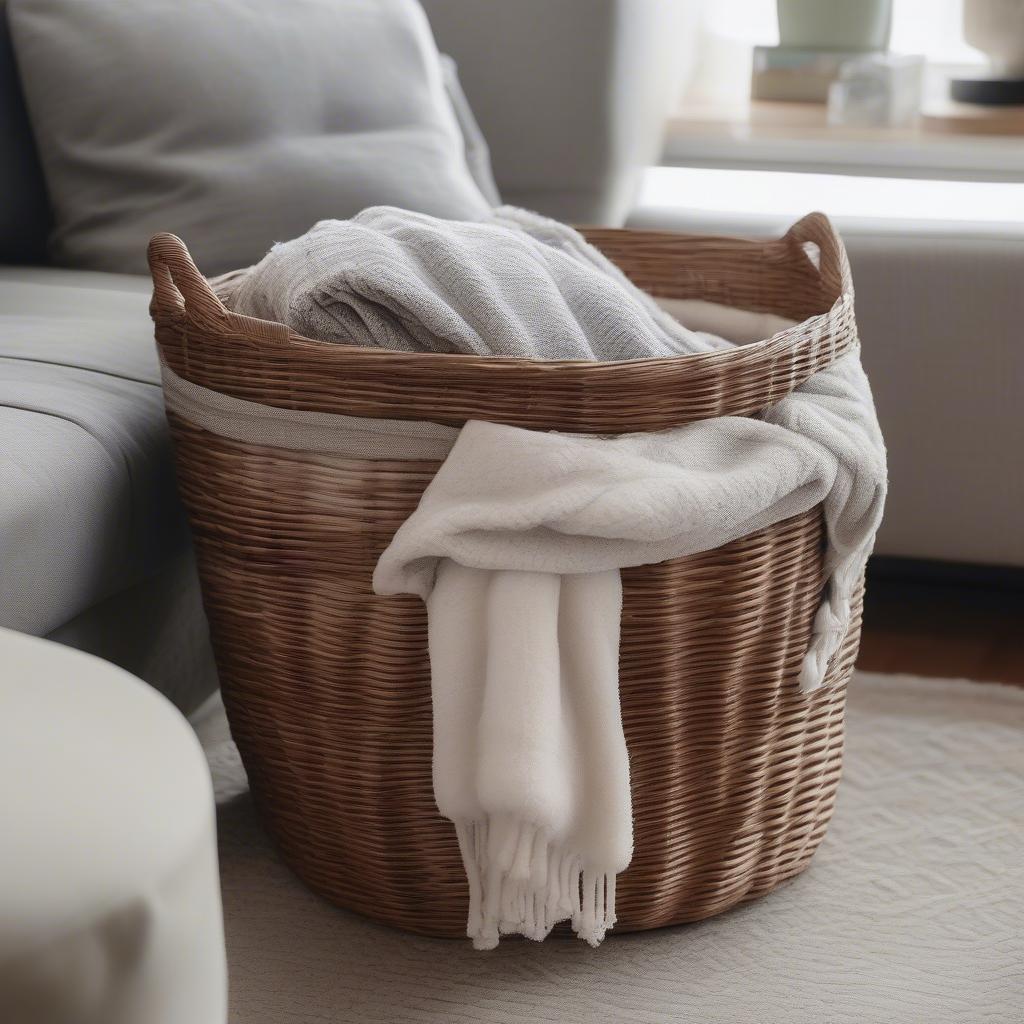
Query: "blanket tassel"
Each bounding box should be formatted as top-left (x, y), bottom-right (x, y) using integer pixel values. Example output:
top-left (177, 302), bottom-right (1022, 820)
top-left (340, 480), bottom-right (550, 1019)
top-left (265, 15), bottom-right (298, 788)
top-left (455, 820), bottom-right (617, 949)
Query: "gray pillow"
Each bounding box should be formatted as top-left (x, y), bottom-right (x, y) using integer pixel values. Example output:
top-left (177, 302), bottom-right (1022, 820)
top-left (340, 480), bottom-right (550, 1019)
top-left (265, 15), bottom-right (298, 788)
top-left (8, 0), bottom-right (493, 275)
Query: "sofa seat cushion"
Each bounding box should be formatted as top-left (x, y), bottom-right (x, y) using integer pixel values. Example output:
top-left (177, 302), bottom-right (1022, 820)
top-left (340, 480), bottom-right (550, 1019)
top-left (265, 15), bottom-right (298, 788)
top-left (0, 267), bottom-right (188, 635)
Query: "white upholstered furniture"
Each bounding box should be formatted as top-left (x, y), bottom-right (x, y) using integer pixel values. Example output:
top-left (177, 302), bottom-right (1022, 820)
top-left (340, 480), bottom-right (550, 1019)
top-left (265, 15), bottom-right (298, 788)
top-left (0, 628), bottom-right (226, 1024)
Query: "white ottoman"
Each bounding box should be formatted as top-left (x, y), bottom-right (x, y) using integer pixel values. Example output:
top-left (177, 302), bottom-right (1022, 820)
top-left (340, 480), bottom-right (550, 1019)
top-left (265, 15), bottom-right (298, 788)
top-left (0, 628), bottom-right (226, 1024)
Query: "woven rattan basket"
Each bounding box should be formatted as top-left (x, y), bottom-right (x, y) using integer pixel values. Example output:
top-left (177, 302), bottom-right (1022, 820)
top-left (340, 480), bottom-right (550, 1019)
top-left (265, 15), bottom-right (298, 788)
top-left (149, 212), bottom-right (862, 937)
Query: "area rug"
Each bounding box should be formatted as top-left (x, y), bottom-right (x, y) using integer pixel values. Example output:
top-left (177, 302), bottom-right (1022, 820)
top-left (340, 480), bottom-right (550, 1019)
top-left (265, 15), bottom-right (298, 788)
top-left (194, 672), bottom-right (1023, 1023)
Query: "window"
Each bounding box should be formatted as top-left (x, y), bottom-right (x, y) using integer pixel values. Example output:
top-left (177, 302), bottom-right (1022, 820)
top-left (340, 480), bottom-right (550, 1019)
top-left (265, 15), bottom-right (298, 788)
top-left (691, 0), bottom-right (984, 106)
top-left (703, 0), bottom-right (980, 63)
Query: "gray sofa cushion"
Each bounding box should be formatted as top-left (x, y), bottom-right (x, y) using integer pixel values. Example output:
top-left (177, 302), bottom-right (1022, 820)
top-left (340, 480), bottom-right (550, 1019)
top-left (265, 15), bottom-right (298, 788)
top-left (8, 0), bottom-right (492, 275)
top-left (0, 0), bottom-right (50, 263)
top-left (0, 267), bottom-right (189, 635)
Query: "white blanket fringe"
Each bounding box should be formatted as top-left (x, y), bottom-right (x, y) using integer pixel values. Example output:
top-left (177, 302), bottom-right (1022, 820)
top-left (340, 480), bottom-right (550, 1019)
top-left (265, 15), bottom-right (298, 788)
top-left (455, 820), bottom-right (615, 949)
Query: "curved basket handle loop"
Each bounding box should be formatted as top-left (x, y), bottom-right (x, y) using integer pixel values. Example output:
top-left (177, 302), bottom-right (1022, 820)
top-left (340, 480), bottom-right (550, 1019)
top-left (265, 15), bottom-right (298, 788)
top-left (148, 233), bottom-right (225, 324)
top-left (148, 233), bottom-right (290, 345)
top-left (782, 212), bottom-right (853, 304)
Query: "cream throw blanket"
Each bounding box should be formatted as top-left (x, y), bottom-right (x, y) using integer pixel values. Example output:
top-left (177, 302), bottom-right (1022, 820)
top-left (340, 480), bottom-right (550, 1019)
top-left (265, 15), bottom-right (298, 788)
top-left (227, 208), bottom-right (887, 949)
top-left (373, 358), bottom-right (885, 947)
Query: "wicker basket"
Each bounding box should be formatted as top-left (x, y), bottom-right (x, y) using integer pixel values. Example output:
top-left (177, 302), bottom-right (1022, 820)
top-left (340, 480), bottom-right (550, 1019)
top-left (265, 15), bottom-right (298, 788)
top-left (149, 213), bottom-right (862, 938)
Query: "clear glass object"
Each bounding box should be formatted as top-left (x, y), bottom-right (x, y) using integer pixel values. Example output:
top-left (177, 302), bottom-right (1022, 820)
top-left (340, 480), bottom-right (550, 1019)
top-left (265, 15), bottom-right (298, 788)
top-left (827, 53), bottom-right (925, 128)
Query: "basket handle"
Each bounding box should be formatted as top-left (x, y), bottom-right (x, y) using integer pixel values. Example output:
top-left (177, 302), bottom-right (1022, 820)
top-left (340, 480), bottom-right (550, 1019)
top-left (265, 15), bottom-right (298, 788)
top-left (782, 212), bottom-right (853, 303)
top-left (147, 233), bottom-right (290, 344)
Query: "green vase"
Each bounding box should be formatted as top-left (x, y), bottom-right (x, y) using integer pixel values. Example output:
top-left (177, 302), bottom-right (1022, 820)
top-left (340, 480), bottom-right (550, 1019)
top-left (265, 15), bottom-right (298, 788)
top-left (777, 0), bottom-right (893, 51)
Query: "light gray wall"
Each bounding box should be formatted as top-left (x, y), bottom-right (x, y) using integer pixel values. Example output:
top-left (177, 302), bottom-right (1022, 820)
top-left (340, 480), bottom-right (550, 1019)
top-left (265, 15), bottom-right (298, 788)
top-left (420, 0), bottom-right (701, 224)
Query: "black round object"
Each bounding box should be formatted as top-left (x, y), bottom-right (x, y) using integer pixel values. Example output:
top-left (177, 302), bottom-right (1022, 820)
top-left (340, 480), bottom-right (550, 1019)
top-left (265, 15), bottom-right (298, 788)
top-left (951, 76), bottom-right (1024, 106)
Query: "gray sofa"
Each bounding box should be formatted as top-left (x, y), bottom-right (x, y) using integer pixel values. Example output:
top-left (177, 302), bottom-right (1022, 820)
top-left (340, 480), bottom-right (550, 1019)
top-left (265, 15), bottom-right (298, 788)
top-left (1, 6), bottom-right (215, 711)
top-left (1, 0), bottom-right (689, 712)
top-left (0, 264), bottom-right (217, 710)
top-left (3, 0), bottom-right (1018, 722)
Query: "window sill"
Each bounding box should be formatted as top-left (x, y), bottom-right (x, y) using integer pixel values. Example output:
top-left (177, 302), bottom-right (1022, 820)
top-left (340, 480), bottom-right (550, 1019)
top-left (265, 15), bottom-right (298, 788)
top-left (663, 98), bottom-right (1024, 182)
top-left (633, 166), bottom-right (1024, 241)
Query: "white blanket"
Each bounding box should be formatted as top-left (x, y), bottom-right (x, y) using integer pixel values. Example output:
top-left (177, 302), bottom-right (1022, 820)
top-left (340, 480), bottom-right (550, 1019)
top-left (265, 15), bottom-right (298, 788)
top-left (373, 350), bottom-right (886, 947)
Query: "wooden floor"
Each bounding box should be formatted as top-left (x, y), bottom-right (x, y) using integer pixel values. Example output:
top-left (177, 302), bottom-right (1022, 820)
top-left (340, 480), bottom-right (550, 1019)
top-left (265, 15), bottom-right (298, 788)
top-left (857, 574), bottom-right (1024, 686)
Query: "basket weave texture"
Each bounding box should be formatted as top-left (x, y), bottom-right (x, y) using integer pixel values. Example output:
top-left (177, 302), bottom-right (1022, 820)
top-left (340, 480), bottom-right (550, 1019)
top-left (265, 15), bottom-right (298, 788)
top-left (149, 213), bottom-right (862, 937)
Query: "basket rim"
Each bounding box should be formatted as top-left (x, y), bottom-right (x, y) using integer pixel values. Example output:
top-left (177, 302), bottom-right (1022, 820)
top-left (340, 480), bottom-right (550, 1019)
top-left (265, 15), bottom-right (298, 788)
top-left (148, 213), bottom-right (858, 431)
top-left (148, 212), bottom-right (854, 372)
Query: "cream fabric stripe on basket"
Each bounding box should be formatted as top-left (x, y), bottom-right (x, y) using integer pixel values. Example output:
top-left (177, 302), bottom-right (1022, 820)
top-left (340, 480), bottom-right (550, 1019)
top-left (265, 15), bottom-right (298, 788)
top-left (160, 360), bottom-right (458, 460)
top-left (160, 296), bottom-right (799, 459)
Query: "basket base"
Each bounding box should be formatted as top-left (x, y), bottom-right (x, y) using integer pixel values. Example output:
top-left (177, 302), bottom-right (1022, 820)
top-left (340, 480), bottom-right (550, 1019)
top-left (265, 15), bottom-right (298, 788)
top-left (260, 808), bottom-right (836, 941)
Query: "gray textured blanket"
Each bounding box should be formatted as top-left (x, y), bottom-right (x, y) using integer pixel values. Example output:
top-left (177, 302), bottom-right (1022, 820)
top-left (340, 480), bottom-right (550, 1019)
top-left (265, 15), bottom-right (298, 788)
top-left (223, 206), bottom-right (726, 359)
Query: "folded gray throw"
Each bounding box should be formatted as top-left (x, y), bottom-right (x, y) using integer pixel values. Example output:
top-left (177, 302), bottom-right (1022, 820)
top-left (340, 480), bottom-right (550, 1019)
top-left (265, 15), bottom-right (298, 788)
top-left (223, 206), bottom-right (726, 359)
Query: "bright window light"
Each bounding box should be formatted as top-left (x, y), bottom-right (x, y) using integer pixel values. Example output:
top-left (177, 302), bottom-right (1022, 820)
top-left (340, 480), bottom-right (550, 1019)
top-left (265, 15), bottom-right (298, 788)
top-left (702, 0), bottom-right (982, 64)
top-left (890, 0), bottom-right (982, 64)
top-left (639, 167), bottom-right (1024, 225)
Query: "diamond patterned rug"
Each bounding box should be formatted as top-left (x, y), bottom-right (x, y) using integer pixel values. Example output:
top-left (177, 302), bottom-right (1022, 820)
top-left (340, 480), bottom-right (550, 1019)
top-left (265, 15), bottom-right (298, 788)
top-left (194, 672), bottom-right (1023, 1023)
